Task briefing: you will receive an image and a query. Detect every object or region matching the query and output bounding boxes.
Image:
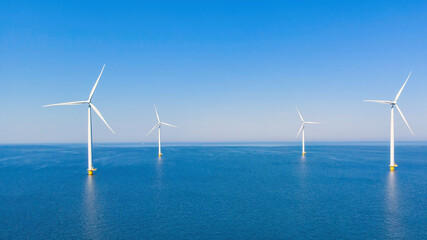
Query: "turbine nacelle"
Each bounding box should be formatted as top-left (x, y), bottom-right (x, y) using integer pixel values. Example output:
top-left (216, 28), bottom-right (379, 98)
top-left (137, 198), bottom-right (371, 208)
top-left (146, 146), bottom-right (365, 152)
top-left (147, 105), bottom-right (178, 136)
top-left (363, 71), bottom-right (414, 136)
top-left (42, 64), bottom-right (115, 134)
top-left (296, 107), bottom-right (320, 137)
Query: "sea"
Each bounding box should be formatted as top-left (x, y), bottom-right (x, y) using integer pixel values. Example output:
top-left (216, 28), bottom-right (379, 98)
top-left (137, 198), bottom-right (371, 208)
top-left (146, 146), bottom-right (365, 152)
top-left (0, 142), bottom-right (426, 239)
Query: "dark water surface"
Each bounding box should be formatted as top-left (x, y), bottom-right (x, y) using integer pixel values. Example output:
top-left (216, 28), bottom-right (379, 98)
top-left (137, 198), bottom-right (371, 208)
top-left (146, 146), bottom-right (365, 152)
top-left (0, 144), bottom-right (426, 239)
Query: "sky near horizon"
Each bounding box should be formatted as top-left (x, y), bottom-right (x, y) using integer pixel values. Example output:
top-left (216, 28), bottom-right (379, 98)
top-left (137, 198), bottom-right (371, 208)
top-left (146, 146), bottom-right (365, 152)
top-left (1, 0), bottom-right (427, 143)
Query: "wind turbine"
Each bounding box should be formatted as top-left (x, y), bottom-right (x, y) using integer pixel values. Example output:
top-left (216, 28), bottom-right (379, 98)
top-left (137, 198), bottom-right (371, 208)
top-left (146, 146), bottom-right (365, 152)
top-left (364, 72), bottom-right (414, 171)
top-left (147, 105), bottom-right (177, 157)
top-left (43, 64), bottom-right (115, 175)
top-left (296, 108), bottom-right (320, 156)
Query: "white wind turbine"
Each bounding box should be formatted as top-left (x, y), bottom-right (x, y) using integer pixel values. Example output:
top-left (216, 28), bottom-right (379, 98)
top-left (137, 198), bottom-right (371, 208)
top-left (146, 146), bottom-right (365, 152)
top-left (364, 72), bottom-right (414, 171)
top-left (147, 105), bottom-right (177, 157)
top-left (296, 108), bottom-right (320, 156)
top-left (43, 64), bottom-right (115, 175)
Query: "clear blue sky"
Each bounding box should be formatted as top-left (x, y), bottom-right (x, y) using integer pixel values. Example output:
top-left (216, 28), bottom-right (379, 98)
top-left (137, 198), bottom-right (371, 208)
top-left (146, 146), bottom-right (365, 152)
top-left (1, 0), bottom-right (427, 143)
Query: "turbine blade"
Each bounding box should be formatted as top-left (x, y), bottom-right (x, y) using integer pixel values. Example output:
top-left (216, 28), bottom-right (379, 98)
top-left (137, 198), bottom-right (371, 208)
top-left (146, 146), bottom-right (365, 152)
top-left (154, 104), bottom-right (160, 122)
top-left (395, 105), bottom-right (414, 136)
top-left (147, 123), bottom-right (159, 135)
top-left (394, 72), bottom-right (411, 102)
top-left (296, 107), bottom-right (304, 122)
top-left (161, 122), bottom-right (177, 128)
top-left (363, 100), bottom-right (393, 104)
top-left (296, 123), bottom-right (304, 138)
top-left (88, 64), bottom-right (105, 101)
top-left (90, 103), bottom-right (115, 134)
top-left (305, 122), bottom-right (320, 124)
top-left (43, 101), bottom-right (87, 107)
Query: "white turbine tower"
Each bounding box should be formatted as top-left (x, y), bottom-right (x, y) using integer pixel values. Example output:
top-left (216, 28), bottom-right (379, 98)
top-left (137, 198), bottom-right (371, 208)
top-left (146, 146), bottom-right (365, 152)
top-left (296, 108), bottom-right (320, 156)
top-left (147, 105), bottom-right (177, 157)
top-left (364, 72), bottom-right (414, 171)
top-left (43, 64), bottom-right (115, 175)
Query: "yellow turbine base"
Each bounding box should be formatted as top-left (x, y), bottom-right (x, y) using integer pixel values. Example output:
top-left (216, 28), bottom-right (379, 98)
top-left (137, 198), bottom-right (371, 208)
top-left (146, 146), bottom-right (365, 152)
top-left (302, 152), bottom-right (306, 156)
top-left (159, 153), bottom-right (162, 157)
top-left (88, 168), bottom-right (97, 175)
top-left (390, 165), bottom-right (397, 171)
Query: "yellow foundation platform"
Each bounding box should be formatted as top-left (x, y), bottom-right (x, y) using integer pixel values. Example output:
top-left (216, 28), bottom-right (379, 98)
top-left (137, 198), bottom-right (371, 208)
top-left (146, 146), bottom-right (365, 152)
top-left (302, 152), bottom-right (306, 156)
top-left (389, 165), bottom-right (397, 171)
top-left (88, 168), bottom-right (97, 175)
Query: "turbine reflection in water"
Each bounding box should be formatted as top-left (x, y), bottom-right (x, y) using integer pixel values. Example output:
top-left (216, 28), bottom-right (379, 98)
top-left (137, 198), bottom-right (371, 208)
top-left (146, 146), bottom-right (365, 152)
top-left (82, 176), bottom-right (104, 239)
top-left (299, 154), bottom-right (307, 178)
top-left (300, 155), bottom-right (306, 162)
top-left (385, 172), bottom-right (403, 239)
top-left (155, 157), bottom-right (164, 190)
top-left (298, 155), bottom-right (307, 193)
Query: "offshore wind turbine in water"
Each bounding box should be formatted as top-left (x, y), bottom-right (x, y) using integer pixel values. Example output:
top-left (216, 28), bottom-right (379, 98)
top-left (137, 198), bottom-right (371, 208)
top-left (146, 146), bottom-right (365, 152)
top-left (364, 72), bottom-right (414, 171)
top-left (296, 108), bottom-right (320, 156)
top-left (43, 64), bottom-right (115, 175)
top-left (147, 105), bottom-right (177, 157)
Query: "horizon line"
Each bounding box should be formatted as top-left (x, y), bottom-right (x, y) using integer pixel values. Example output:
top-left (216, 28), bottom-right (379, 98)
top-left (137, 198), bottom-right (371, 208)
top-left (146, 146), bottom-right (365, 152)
top-left (2, 140), bottom-right (427, 145)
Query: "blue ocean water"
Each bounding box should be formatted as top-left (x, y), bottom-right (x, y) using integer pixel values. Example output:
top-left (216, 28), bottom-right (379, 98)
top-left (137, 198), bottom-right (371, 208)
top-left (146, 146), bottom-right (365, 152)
top-left (0, 143), bottom-right (426, 239)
